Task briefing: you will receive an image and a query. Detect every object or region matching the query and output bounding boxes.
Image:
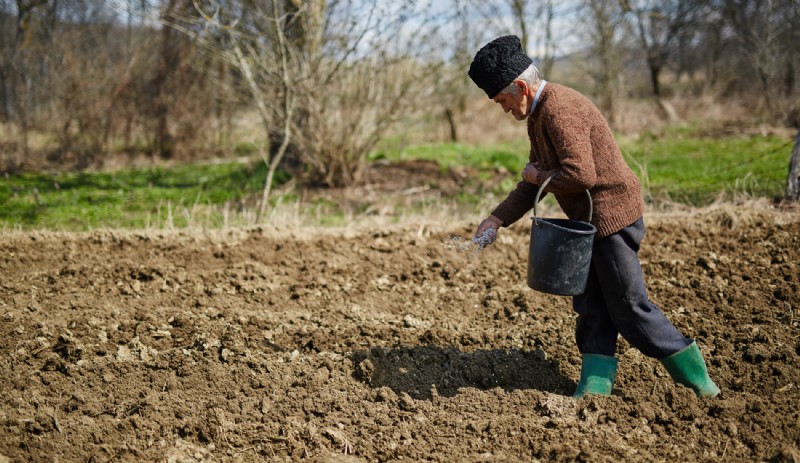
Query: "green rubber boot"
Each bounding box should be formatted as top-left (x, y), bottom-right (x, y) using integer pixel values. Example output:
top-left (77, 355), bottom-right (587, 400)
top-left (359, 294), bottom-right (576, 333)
top-left (573, 354), bottom-right (618, 398)
top-left (660, 341), bottom-right (720, 398)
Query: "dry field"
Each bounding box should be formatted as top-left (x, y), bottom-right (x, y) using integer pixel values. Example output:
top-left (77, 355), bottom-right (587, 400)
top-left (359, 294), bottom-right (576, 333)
top-left (1, 206), bottom-right (799, 462)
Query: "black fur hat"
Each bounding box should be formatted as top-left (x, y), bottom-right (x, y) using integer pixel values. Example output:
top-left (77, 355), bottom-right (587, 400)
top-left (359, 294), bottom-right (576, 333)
top-left (468, 35), bottom-right (532, 99)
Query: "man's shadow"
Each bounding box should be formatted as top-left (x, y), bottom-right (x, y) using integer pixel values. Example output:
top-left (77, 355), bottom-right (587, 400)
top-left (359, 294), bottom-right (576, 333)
top-left (352, 345), bottom-right (574, 400)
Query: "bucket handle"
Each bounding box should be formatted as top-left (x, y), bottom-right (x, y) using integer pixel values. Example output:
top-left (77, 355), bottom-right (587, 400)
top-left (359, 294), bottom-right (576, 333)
top-left (533, 174), bottom-right (593, 222)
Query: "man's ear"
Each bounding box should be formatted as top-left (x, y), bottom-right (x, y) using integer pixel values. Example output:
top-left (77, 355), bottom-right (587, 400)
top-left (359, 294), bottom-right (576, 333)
top-left (514, 79), bottom-right (530, 96)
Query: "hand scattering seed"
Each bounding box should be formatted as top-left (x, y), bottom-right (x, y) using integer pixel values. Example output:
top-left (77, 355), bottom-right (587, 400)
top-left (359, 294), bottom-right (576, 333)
top-left (473, 227), bottom-right (497, 249)
top-left (441, 228), bottom-right (497, 253)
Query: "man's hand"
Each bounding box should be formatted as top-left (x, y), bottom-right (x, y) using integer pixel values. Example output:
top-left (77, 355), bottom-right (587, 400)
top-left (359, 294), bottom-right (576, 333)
top-left (522, 162), bottom-right (541, 184)
top-left (474, 215), bottom-right (503, 247)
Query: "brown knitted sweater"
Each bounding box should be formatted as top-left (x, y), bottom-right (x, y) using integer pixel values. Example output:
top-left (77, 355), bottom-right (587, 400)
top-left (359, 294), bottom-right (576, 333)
top-left (491, 83), bottom-right (644, 238)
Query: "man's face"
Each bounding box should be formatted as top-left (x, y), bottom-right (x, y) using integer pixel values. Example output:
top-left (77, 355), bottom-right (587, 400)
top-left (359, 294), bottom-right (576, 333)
top-left (492, 82), bottom-right (529, 121)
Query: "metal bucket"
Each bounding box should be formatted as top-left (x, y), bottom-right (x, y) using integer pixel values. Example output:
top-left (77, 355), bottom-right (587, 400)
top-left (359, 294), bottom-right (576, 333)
top-left (527, 176), bottom-right (597, 296)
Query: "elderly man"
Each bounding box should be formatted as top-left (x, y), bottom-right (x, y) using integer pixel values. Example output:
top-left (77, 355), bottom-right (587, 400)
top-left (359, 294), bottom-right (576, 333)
top-left (468, 35), bottom-right (719, 399)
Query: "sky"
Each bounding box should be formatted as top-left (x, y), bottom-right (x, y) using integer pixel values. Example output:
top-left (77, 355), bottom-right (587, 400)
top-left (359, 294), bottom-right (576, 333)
top-left (1, 0), bottom-right (585, 61)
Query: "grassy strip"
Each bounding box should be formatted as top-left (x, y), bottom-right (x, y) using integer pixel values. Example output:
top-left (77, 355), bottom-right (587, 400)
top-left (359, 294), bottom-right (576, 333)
top-left (371, 140), bottom-right (530, 173)
top-left (375, 132), bottom-right (792, 205)
top-left (0, 132), bottom-right (792, 231)
top-left (0, 162), bottom-right (286, 230)
top-left (622, 132), bottom-right (791, 204)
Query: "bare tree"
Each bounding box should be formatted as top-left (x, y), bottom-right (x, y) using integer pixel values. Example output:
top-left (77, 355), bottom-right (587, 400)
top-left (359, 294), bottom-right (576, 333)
top-left (621, 0), bottom-right (702, 121)
top-left (0, 0), bottom-right (45, 123)
top-left (493, 0), bottom-right (559, 75)
top-left (533, 0), bottom-right (557, 77)
top-left (187, 0), bottom-right (444, 221)
top-left (152, 0), bottom-right (185, 159)
top-left (788, 129), bottom-right (800, 201)
top-left (252, 0), bottom-right (295, 223)
top-left (720, 0), bottom-right (798, 121)
top-left (684, 4), bottom-right (727, 91)
top-left (511, 0), bottom-right (529, 54)
top-left (0, 0), bottom-right (228, 172)
top-left (582, 0), bottom-right (625, 124)
top-left (2, 0), bottom-right (92, 167)
top-left (438, 0), bottom-right (475, 143)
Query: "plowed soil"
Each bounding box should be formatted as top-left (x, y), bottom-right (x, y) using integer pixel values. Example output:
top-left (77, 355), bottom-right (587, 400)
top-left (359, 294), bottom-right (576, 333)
top-left (1, 207), bottom-right (799, 462)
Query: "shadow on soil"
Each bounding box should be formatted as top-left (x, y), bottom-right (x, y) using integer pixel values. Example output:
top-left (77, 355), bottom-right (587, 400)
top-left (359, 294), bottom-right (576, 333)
top-left (351, 345), bottom-right (574, 400)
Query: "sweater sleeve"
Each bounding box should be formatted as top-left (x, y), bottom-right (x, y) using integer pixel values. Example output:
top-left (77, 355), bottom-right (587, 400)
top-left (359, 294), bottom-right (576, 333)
top-left (535, 102), bottom-right (598, 194)
top-left (490, 180), bottom-right (543, 227)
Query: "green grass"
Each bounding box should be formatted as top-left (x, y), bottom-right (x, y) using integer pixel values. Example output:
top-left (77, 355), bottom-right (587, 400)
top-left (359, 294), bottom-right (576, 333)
top-left (0, 162), bottom-right (288, 230)
top-left (621, 132), bottom-right (792, 204)
top-left (374, 130), bottom-right (793, 206)
top-left (370, 140), bottom-right (530, 173)
top-left (1, 130), bottom-right (793, 231)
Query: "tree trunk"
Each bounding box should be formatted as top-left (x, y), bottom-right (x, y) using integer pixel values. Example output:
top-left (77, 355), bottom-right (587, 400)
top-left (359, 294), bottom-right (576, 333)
top-left (444, 108), bottom-right (458, 142)
top-left (648, 59), bottom-right (680, 122)
top-left (648, 59), bottom-right (661, 98)
top-left (538, 0), bottom-right (555, 77)
top-left (588, 0), bottom-right (619, 125)
top-left (655, 97), bottom-right (679, 122)
top-left (0, 1), bottom-right (34, 122)
top-left (512, 0), bottom-right (528, 55)
top-left (152, 0), bottom-right (179, 159)
top-left (256, 0), bottom-right (296, 224)
top-left (787, 129), bottom-right (800, 201)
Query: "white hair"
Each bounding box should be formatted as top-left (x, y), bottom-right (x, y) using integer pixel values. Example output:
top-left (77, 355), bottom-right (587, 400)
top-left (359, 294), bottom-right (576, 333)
top-left (500, 64), bottom-right (543, 95)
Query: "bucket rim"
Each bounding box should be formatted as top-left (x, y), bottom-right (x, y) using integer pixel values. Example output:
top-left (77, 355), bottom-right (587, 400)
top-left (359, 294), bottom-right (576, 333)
top-left (533, 217), bottom-right (597, 235)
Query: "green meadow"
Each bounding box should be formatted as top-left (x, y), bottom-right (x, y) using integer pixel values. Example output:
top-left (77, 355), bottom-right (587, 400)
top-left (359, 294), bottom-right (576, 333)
top-left (0, 162), bottom-right (283, 230)
top-left (1, 132), bottom-right (793, 231)
top-left (376, 132), bottom-right (792, 204)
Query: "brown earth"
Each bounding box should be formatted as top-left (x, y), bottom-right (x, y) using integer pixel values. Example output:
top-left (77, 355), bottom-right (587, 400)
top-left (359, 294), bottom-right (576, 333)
top-left (1, 207), bottom-right (799, 462)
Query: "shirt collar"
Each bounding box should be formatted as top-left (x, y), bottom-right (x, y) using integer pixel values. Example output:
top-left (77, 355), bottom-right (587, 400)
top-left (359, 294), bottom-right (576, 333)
top-left (528, 80), bottom-right (548, 117)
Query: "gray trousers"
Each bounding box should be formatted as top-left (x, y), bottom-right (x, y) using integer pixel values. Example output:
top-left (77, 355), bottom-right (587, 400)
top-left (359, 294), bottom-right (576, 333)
top-left (572, 217), bottom-right (690, 359)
